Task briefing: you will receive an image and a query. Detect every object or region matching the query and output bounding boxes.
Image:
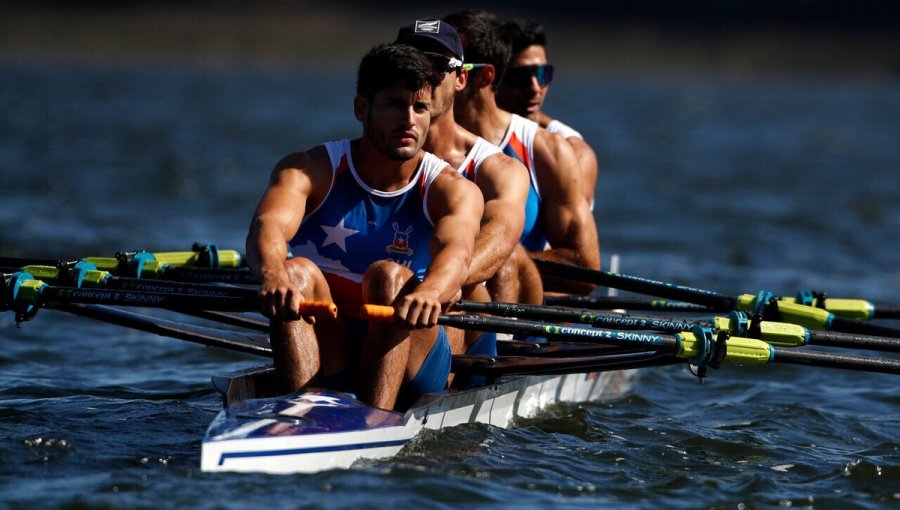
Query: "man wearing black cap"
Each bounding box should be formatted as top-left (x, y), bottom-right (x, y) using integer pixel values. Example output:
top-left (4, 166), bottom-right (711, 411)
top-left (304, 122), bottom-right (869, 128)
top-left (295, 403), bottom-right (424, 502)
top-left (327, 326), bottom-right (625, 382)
top-left (497, 18), bottom-right (599, 210)
top-left (444, 10), bottom-right (600, 294)
top-left (395, 19), bottom-right (536, 360)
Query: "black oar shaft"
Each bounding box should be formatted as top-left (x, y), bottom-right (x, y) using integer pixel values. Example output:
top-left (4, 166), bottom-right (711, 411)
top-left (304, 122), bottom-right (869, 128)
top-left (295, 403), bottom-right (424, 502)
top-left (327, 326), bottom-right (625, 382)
top-left (532, 259), bottom-right (737, 311)
top-left (0, 257), bottom-right (76, 268)
top-left (808, 331), bottom-right (900, 353)
top-left (872, 305), bottom-right (900, 320)
top-left (452, 350), bottom-right (681, 376)
top-left (830, 316), bottom-right (900, 339)
top-left (161, 266), bottom-right (260, 285)
top-left (41, 286), bottom-right (258, 312)
top-left (772, 349), bottom-right (900, 375)
top-left (104, 277), bottom-right (258, 300)
top-left (542, 294), bottom-right (714, 313)
top-left (437, 314), bottom-right (682, 351)
top-left (58, 303), bottom-right (272, 357)
top-left (453, 300), bottom-right (707, 333)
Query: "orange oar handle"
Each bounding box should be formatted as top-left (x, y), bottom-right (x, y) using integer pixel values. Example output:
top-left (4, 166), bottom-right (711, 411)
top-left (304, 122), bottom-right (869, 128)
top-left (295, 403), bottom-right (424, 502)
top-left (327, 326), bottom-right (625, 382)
top-left (359, 304), bottom-right (397, 322)
top-left (297, 301), bottom-right (338, 318)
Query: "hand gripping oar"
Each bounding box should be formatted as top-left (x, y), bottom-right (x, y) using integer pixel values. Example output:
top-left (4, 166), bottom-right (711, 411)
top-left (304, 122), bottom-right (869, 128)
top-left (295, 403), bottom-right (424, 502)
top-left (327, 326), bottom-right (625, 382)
top-left (532, 259), bottom-right (900, 338)
top-left (1, 272), bottom-right (336, 322)
top-left (453, 301), bottom-right (900, 354)
top-left (359, 305), bottom-right (900, 377)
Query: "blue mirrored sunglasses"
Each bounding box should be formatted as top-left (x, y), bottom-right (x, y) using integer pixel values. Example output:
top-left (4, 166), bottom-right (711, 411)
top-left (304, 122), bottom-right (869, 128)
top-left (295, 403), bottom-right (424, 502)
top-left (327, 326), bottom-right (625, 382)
top-left (503, 64), bottom-right (555, 88)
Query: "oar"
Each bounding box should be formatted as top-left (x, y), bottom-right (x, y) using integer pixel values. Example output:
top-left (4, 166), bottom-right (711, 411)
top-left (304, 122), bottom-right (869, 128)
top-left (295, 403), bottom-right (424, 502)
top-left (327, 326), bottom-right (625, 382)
top-left (543, 292), bottom-right (900, 321)
top-left (54, 301), bottom-right (680, 377)
top-left (59, 303), bottom-right (273, 357)
top-left (532, 259), bottom-right (900, 338)
top-left (360, 305), bottom-right (900, 376)
top-left (453, 300), bottom-right (900, 354)
top-left (5, 263), bottom-right (259, 300)
top-left (452, 350), bottom-right (681, 376)
top-left (543, 294), bottom-right (715, 313)
top-left (1, 272), bottom-right (335, 321)
top-left (0, 244), bottom-right (256, 284)
top-left (0, 244), bottom-right (242, 271)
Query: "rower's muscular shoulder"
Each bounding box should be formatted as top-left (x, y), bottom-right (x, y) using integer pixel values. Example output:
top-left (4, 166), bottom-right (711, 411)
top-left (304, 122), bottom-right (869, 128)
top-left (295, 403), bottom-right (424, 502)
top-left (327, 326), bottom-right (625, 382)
top-left (428, 165), bottom-right (484, 219)
top-left (532, 128), bottom-right (580, 182)
top-left (475, 151), bottom-right (530, 202)
top-left (270, 145), bottom-right (334, 209)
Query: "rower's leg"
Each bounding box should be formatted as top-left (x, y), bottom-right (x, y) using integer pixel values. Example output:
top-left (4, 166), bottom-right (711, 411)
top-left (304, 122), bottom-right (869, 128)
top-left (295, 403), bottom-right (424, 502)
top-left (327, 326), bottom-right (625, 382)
top-left (358, 260), bottom-right (451, 410)
top-left (270, 257), bottom-right (347, 394)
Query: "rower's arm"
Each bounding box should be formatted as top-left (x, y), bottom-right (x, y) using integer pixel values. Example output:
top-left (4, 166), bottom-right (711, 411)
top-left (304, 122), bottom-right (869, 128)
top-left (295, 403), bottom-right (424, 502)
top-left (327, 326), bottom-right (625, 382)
top-left (246, 149), bottom-right (327, 318)
top-left (568, 136), bottom-right (599, 209)
top-left (465, 154), bottom-right (530, 285)
top-left (530, 130), bottom-right (600, 291)
top-left (398, 168), bottom-right (483, 326)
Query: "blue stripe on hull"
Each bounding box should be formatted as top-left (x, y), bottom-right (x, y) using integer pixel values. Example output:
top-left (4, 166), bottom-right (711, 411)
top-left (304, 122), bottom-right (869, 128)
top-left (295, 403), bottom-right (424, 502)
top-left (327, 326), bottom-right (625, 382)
top-left (218, 438), bottom-right (410, 466)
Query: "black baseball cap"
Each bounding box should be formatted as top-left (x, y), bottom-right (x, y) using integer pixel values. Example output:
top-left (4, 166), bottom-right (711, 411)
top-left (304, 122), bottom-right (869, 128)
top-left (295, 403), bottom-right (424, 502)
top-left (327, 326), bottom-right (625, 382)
top-left (395, 19), bottom-right (464, 61)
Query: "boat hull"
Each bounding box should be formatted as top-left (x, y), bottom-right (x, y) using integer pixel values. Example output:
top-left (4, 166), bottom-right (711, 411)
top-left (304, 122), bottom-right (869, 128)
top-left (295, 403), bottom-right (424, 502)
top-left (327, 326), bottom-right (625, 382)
top-left (201, 366), bottom-right (633, 474)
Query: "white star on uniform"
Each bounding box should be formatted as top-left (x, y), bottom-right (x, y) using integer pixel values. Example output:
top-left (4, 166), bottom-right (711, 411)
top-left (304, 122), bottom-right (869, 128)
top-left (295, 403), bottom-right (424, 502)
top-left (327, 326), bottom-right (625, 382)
top-left (320, 219), bottom-right (358, 252)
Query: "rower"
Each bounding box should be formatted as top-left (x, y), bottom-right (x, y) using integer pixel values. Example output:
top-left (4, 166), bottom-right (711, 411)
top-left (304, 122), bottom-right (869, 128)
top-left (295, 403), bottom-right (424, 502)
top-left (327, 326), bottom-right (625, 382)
top-left (497, 18), bottom-right (600, 210)
top-left (443, 10), bottom-right (600, 296)
top-left (393, 19), bottom-right (532, 362)
top-left (245, 44), bottom-right (484, 411)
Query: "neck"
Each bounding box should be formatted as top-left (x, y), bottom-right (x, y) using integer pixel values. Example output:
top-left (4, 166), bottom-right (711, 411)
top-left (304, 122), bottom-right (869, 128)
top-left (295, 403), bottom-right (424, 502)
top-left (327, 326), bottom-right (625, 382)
top-left (351, 138), bottom-right (422, 192)
top-left (455, 90), bottom-right (510, 147)
top-left (425, 107), bottom-right (461, 151)
top-left (425, 107), bottom-right (477, 170)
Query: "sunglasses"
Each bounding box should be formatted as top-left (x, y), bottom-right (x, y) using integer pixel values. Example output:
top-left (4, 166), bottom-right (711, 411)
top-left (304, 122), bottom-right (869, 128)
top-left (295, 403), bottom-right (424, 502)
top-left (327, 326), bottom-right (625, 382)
top-left (503, 64), bottom-right (555, 88)
top-left (423, 52), bottom-right (463, 74)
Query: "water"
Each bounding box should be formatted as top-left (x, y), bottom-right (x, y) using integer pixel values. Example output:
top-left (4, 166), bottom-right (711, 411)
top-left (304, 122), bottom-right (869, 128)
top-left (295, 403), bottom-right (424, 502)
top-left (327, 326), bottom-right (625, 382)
top-left (2, 55), bottom-right (900, 508)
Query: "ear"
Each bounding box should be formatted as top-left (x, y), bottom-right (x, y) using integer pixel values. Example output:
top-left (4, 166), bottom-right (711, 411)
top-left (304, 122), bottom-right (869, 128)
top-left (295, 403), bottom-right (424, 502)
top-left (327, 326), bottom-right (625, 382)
top-left (454, 69), bottom-right (467, 92)
top-left (480, 64), bottom-right (497, 89)
top-left (353, 94), bottom-right (368, 122)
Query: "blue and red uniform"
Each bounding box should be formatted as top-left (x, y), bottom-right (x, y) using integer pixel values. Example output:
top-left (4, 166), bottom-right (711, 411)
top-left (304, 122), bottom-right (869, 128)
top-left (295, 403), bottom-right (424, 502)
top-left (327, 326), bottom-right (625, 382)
top-left (499, 114), bottom-right (546, 252)
top-left (288, 139), bottom-right (452, 394)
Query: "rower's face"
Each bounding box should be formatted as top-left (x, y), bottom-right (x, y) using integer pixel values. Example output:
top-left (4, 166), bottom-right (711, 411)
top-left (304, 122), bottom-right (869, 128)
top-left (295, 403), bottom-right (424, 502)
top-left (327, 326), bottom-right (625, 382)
top-left (431, 66), bottom-right (465, 120)
top-left (358, 85), bottom-right (432, 160)
top-left (497, 44), bottom-right (549, 120)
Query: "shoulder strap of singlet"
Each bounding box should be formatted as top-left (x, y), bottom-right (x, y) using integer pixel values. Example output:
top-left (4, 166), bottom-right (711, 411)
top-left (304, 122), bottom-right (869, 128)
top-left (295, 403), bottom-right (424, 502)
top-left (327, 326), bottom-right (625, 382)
top-left (503, 114), bottom-right (541, 196)
top-left (419, 151), bottom-right (451, 227)
top-left (301, 139), bottom-right (347, 222)
top-left (546, 119), bottom-right (583, 140)
top-left (458, 137), bottom-right (502, 182)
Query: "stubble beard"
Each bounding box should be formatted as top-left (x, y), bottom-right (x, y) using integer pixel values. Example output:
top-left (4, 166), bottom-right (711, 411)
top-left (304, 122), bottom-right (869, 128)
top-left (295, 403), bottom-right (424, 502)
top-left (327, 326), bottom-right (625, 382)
top-left (364, 115), bottom-right (422, 161)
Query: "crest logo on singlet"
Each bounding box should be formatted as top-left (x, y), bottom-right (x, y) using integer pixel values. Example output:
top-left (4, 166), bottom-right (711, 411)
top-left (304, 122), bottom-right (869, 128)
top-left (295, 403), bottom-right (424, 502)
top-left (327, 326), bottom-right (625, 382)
top-left (385, 222), bottom-right (414, 255)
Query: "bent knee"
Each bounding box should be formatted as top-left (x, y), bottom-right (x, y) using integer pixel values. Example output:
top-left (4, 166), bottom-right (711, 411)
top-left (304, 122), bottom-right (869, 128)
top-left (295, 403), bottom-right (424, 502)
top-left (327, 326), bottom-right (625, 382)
top-left (362, 260), bottom-right (414, 304)
top-left (284, 257), bottom-right (327, 292)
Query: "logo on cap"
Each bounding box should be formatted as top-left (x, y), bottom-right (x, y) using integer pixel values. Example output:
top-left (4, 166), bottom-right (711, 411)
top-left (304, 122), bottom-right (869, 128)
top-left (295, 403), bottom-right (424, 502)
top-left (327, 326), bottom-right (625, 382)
top-left (414, 20), bottom-right (441, 34)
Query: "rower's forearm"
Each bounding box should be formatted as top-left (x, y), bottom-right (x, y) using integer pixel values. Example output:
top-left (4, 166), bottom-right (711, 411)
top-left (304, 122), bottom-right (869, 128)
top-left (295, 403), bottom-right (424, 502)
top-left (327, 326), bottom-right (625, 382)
top-left (465, 231), bottom-right (518, 286)
top-left (531, 245), bottom-right (599, 270)
top-left (423, 247), bottom-right (471, 303)
top-left (246, 219), bottom-right (290, 281)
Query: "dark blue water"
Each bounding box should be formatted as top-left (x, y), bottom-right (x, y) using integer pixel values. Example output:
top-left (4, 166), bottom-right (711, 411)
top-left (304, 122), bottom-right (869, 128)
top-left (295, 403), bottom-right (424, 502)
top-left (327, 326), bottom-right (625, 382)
top-left (1, 60), bottom-right (899, 509)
